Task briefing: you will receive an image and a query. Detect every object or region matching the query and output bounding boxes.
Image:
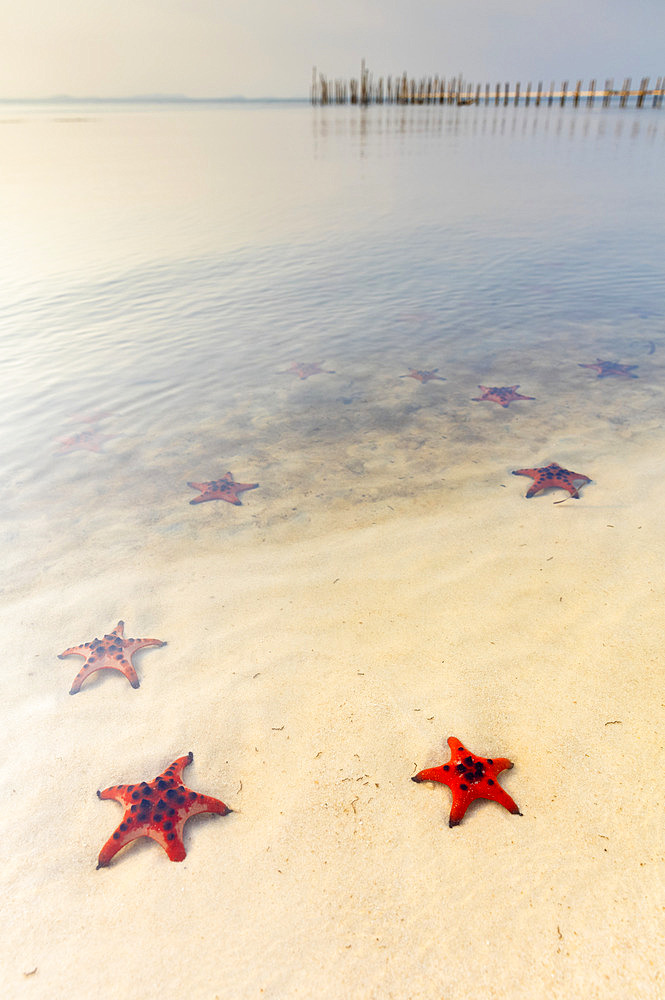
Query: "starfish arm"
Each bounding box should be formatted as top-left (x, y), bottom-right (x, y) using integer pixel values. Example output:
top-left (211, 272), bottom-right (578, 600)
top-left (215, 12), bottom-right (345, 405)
top-left (97, 783), bottom-right (135, 806)
top-left (448, 788), bottom-right (476, 826)
top-left (96, 825), bottom-right (146, 868)
top-left (482, 783), bottom-right (521, 817)
top-left (184, 792), bottom-right (232, 817)
top-left (411, 765), bottom-right (450, 785)
top-left (512, 468), bottom-right (538, 478)
top-left (127, 637), bottom-right (166, 651)
top-left (58, 644), bottom-right (89, 660)
top-left (159, 752), bottom-right (195, 784)
top-left (488, 757), bottom-right (514, 775)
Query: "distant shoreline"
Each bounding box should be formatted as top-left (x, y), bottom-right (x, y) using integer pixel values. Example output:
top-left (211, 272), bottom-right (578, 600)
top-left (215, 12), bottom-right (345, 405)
top-left (0, 94), bottom-right (309, 105)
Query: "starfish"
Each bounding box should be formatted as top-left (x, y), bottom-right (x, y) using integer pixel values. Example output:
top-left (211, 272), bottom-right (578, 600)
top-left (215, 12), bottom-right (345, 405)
top-left (55, 428), bottom-right (112, 453)
top-left (512, 461), bottom-right (591, 499)
top-left (412, 736), bottom-right (521, 827)
top-left (400, 369), bottom-right (445, 383)
top-left (578, 359), bottom-right (638, 378)
top-left (472, 385), bottom-right (535, 407)
top-left (287, 362), bottom-right (335, 380)
top-left (59, 620), bottom-right (166, 694)
top-left (96, 752), bottom-right (232, 867)
top-left (188, 471), bottom-right (259, 505)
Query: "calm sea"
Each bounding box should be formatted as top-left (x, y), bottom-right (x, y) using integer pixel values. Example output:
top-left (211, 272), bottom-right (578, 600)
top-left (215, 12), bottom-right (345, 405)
top-left (2, 101), bottom-right (663, 534)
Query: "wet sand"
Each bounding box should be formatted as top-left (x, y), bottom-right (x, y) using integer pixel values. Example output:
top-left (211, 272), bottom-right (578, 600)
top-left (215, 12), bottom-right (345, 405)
top-left (2, 330), bottom-right (664, 999)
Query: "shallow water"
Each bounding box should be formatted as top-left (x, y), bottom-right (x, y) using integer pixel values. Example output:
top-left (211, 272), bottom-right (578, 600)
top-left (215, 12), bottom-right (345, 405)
top-left (2, 100), bottom-right (665, 999)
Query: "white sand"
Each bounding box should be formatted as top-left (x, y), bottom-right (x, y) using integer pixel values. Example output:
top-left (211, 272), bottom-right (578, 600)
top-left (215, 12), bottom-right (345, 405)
top-left (2, 333), bottom-right (665, 999)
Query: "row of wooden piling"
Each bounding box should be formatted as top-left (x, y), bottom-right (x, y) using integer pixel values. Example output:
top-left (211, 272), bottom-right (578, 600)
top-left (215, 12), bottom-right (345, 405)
top-left (312, 63), bottom-right (664, 108)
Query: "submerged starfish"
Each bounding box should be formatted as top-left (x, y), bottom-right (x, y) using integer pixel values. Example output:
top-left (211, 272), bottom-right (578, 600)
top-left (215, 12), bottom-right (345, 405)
top-left (287, 362), bottom-right (335, 380)
top-left (512, 461), bottom-right (591, 499)
top-left (400, 369), bottom-right (446, 383)
top-left (59, 620), bottom-right (166, 694)
top-left (187, 472), bottom-right (259, 506)
top-left (578, 359), bottom-right (638, 379)
top-left (96, 752), bottom-right (232, 867)
top-left (412, 736), bottom-right (521, 827)
top-left (55, 428), bottom-right (112, 453)
top-left (472, 385), bottom-right (535, 407)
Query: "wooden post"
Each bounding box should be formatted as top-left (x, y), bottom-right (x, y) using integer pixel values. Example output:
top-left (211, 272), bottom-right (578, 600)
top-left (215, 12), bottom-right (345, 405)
top-left (514, 81), bottom-right (520, 106)
top-left (587, 79), bottom-right (595, 106)
top-left (475, 83), bottom-right (481, 104)
top-left (485, 83), bottom-right (490, 105)
top-left (573, 80), bottom-right (581, 106)
top-left (653, 77), bottom-right (663, 108)
top-left (620, 78), bottom-right (630, 107)
top-left (536, 81), bottom-right (543, 106)
top-left (495, 82), bottom-right (500, 106)
top-left (560, 80), bottom-right (568, 106)
top-left (603, 78), bottom-right (612, 107)
top-left (525, 82), bottom-right (531, 106)
top-left (636, 77), bottom-right (649, 107)
top-left (548, 81), bottom-right (554, 106)
top-left (504, 81), bottom-right (509, 106)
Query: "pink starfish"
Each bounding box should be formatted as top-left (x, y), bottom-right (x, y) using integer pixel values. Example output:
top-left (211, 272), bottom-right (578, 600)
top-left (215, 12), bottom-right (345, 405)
top-left (188, 471), bottom-right (259, 506)
top-left (472, 385), bottom-right (535, 407)
top-left (578, 359), bottom-right (638, 378)
top-left (400, 369), bottom-right (446, 383)
top-left (59, 620), bottom-right (166, 694)
top-left (96, 752), bottom-right (232, 867)
top-left (55, 428), bottom-right (112, 453)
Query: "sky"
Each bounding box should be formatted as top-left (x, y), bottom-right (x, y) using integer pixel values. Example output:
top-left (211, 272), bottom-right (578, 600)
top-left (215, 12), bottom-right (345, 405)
top-left (1, 0), bottom-right (663, 99)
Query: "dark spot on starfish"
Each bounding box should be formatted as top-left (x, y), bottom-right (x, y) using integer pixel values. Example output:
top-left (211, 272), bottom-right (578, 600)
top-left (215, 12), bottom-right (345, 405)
top-left (154, 813), bottom-right (163, 823)
top-left (167, 833), bottom-right (175, 841)
top-left (459, 783), bottom-right (468, 790)
top-left (163, 820), bottom-right (173, 831)
top-left (487, 779), bottom-right (495, 785)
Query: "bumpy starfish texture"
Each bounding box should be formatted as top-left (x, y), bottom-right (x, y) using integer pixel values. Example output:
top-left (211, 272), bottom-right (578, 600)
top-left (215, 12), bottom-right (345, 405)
top-left (188, 472), bottom-right (259, 505)
top-left (472, 385), bottom-right (535, 407)
top-left (287, 362), bottom-right (335, 380)
top-left (578, 359), bottom-right (638, 378)
top-left (400, 369), bottom-right (446, 383)
top-left (96, 752), bottom-right (232, 867)
top-left (59, 621), bottom-right (165, 694)
top-left (512, 461), bottom-right (591, 499)
top-left (412, 736), bottom-right (521, 827)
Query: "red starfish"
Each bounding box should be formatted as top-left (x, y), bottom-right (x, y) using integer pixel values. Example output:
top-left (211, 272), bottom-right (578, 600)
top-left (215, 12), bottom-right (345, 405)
top-left (96, 752), bottom-right (232, 867)
top-left (412, 736), bottom-right (521, 827)
top-left (472, 385), bottom-right (535, 407)
top-left (187, 471), bottom-right (259, 505)
top-left (59, 620), bottom-right (166, 694)
top-left (287, 362), bottom-right (335, 380)
top-left (400, 369), bottom-right (446, 383)
top-left (512, 461), bottom-right (591, 499)
top-left (55, 428), bottom-right (112, 453)
top-left (578, 359), bottom-right (638, 378)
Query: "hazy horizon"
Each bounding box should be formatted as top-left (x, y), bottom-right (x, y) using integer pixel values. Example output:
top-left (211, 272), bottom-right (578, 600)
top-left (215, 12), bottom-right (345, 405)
top-left (1, 0), bottom-right (663, 101)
